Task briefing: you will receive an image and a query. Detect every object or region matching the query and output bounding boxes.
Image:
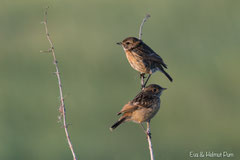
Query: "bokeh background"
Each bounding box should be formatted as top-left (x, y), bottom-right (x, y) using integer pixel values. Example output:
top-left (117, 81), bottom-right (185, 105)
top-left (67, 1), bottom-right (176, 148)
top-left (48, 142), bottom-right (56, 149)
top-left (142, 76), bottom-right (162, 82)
top-left (0, 0), bottom-right (240, 160)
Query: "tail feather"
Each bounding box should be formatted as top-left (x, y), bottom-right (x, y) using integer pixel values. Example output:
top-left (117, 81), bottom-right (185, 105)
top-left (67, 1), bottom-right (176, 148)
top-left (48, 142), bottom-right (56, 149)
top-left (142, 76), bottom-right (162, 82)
top-left (161, 62), bottom-right (167, 69)
top-left (110, 117), bottom-right (126, 131)
top-left (157, 64), bottom-right (173, 82)
top-left (162, 69), bottom-right (173, 82)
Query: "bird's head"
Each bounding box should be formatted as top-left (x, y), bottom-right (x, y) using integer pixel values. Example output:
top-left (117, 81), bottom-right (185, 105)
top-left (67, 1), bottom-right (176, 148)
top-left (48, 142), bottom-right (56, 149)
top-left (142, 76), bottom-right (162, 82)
top-left (144, 84), bottom-right (167, 97)
top-left (117, 37), bottom-right (141, 50)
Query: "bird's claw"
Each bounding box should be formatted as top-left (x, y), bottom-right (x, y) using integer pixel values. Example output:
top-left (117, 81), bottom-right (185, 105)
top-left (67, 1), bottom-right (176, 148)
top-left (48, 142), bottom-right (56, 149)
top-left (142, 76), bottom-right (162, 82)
top-left (140, 73), bottom-right (146, 79)
top-left (146, 131), bottom-right (152, 139)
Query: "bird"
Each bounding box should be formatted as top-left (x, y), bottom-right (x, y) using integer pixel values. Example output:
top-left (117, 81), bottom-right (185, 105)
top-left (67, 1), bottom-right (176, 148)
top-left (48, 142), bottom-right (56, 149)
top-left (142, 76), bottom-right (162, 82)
top-left (110, 84), bottom-right (166, 136)
top-left (117, 37), bottom-right (172, 89)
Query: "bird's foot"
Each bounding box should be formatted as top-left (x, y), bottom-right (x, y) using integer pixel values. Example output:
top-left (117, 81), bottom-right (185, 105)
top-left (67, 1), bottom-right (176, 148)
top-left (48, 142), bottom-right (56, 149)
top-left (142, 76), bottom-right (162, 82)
top-left (147, 131), bottom-right (152, 139)
top-left (140, 73), bottom-right (146, 90)
top-left (140, 73), bottom-right (146, 79)
top-left (145, 130), bottom-right (152, 139)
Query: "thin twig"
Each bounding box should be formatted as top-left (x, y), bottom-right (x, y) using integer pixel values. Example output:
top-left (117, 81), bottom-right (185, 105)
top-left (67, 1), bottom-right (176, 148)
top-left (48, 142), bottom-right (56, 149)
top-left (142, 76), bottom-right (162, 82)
top-left (138, 14), bottom-right (155, 159)
top-left (147, 122), bottom-right (155, 160)
top-left (41, 7), bottom-right (77, 160)
top-left (139, 14), bottom-right (151, 40)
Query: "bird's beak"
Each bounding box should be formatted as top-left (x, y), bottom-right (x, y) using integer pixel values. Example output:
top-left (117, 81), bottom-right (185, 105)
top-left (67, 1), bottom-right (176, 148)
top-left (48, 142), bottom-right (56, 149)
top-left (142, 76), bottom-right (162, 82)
top-left (116, 42), bottom-right (122, 45)
top-left (162, 88), bottom-right (167, 91)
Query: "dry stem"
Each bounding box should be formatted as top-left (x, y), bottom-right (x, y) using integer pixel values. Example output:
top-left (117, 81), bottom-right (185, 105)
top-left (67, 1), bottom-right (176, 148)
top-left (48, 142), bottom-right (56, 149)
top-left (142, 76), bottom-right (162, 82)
top-left (139, 14), bottom-right (151, 89)
top-left (147, 122), bottom-right (155, 160)
top-left (139, 14), bottom-right (151, 40)
top-left (138, 14), bottom-right (155, 160)
top-left (41, 7), bottom-right (77, 160)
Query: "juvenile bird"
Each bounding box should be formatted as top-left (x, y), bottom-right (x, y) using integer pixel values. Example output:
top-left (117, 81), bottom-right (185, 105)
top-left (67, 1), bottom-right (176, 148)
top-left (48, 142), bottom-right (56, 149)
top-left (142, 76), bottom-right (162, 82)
top-left (110, 84), bottom-right (166, 134)
top-left (117, 37), bottom-right (172, 89)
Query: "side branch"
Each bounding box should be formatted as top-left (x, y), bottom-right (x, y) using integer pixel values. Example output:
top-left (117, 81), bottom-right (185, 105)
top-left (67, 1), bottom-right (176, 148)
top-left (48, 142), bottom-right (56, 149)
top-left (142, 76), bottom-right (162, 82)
top-left (139, 14), bottom-right (151, 40)
top-left (41, 7), bottom-right (77, 160)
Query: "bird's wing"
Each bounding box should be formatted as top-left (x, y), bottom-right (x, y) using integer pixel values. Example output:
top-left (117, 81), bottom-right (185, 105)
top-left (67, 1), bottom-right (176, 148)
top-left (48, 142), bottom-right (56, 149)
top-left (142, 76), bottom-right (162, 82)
top-left (117, 103), bottom-right (138, 115)
top-left (131, 91), bottom-right (156, 108)
top-left (132, 41), bottom-right (168, 69)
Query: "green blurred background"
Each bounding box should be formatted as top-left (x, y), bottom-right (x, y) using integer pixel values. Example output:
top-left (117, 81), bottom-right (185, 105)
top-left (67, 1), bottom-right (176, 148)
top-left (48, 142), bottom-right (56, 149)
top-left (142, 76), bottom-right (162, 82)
top-left (0, 0), bottom-right (239, 159)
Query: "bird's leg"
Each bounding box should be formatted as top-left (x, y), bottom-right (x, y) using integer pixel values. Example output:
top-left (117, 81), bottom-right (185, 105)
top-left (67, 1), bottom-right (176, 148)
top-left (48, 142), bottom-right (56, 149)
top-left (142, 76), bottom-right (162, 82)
top-left (143, 74), bottom-right (152, 88)
top-left (140, 123), bottom-right (146, 132)
top-left (140, 123), bottom-right (151, 139)
top-left (140, 123), bottom-right (148, 135)
top-left (146, 121), bottom-right (152, 139)
top-left (140, 73), bottom-right (146, 89)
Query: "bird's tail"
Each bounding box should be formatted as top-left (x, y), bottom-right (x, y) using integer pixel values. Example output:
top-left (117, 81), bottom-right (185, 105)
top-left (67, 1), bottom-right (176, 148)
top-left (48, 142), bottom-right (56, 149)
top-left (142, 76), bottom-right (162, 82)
top-left (110, 117), bottom-right (126, 131)
top-left (162, 69), bottom-right (173, 82)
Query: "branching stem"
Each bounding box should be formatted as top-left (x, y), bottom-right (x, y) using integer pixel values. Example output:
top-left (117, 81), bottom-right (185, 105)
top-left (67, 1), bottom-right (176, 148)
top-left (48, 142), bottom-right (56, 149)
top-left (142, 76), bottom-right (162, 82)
top-left (138, 14), bottom-right (155, 160)
top-left (41, 7), bottom-right (77, 160)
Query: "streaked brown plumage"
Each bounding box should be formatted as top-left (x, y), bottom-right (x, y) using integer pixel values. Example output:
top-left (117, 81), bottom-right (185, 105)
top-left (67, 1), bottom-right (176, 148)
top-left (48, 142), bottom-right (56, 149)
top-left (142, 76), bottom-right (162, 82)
top-left (110, 84), bottom-right (166, 131)
top-left (117, 37), bottom-right (173, 87)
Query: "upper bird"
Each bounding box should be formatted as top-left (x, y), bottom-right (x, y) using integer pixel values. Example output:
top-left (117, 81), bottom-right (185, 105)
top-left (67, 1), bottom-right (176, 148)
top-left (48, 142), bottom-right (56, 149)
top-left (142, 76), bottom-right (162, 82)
top-left (117, 37), bottom-right (173, 88)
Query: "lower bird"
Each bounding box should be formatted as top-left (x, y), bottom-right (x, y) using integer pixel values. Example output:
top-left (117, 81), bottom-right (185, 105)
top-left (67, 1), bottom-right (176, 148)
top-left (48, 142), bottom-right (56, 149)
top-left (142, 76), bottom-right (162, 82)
top-left (117, 37), bottom-right (173, 89)
top-left (110, 84), bottom-right (166, 136)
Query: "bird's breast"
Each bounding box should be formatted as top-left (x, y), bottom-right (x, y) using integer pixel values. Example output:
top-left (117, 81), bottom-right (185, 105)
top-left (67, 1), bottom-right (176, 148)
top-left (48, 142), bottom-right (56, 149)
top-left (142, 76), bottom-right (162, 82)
top-left (131, 100), bottom-right (160, 123)
top-left (125, 50), bottom-right (150, 74)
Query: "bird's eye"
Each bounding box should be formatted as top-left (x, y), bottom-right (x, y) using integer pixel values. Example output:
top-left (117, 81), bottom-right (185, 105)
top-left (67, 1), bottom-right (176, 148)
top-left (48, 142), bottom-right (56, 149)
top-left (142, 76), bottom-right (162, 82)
top-left (126, 42), bottom-right (130, 45)
top-left (153, 89), bottom-right (157, 92)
